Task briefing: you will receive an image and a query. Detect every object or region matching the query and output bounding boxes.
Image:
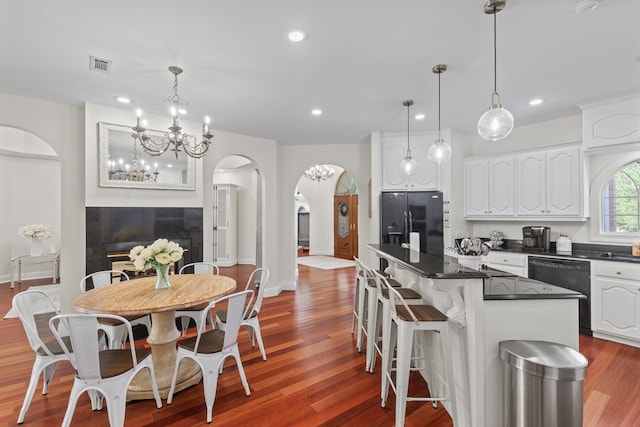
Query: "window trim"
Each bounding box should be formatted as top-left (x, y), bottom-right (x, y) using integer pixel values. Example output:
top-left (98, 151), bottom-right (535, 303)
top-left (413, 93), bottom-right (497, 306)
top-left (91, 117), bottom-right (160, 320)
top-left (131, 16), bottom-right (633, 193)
top-left (590, 151), bottom-right (640, 243)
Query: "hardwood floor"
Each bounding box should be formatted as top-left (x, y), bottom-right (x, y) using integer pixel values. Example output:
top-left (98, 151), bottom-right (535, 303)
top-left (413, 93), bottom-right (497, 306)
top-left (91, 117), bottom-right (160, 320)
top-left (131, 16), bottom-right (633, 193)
top-left (1, 264), bottom-right (639, 426)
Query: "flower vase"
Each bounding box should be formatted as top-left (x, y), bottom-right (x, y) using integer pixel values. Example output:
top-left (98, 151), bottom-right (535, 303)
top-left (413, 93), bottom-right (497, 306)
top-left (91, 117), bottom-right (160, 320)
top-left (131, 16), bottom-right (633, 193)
top-left (155, 264), bottom-right (171, 290)
top-left (30, 239), bottom-right (42, 257)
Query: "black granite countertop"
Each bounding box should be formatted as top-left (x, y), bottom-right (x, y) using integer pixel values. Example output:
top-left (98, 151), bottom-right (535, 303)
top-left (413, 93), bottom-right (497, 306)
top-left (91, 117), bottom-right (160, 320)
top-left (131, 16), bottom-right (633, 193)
top-left (368, 243), bottom-right (493, 279)
top-left (369, 243), bottom-right (586, 301)
top-left (492, 242), bottom-right (640, 264)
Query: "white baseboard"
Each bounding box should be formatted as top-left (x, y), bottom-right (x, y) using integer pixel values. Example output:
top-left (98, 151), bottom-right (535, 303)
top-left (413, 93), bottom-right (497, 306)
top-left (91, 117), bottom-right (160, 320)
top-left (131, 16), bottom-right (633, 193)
top-left (593, 331), bottom-right (640, 349)
top-left (237, 258), bottom-right (256, 265)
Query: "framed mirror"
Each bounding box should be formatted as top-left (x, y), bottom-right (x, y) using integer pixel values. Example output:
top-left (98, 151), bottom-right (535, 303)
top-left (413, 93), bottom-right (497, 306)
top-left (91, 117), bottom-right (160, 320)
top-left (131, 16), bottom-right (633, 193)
top-left (98, 122), bottom-right (195, 190)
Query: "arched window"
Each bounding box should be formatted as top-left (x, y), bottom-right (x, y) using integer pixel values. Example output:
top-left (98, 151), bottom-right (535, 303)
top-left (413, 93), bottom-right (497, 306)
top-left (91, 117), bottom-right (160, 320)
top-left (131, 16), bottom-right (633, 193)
top-left (602, 160), bottom-right (640, 234)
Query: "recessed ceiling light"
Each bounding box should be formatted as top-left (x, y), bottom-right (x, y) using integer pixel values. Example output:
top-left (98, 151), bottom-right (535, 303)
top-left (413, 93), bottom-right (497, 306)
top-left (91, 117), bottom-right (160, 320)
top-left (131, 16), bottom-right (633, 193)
top-left (116, 96), bottom-right (131, 104)
top-left (529, 98), bottom-right (543, 106)
top-left (311, 108), bottom-right (322, 116)
top-left (415, 113), bottom-right (426, 120)
top-left (288, 30), bottom-right (307, 42)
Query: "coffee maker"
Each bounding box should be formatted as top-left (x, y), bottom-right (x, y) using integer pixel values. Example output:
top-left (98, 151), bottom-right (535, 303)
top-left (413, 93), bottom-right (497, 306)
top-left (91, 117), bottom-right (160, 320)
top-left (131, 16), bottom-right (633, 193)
top-left (522, 226), bottom-right (551, 251)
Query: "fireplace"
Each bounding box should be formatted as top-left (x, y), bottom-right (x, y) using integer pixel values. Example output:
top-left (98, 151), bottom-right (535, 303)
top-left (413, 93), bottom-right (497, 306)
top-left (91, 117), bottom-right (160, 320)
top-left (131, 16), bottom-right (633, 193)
top-left (86, 207), bottom-right (203, 274)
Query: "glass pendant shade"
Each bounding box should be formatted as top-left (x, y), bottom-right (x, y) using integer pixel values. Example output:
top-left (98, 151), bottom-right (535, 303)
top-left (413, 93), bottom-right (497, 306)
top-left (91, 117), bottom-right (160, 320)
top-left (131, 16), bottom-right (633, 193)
top-left (477, 96), bottom-right (514, 141)
top-left (428, 139), bottom-right (452, 164)
top-left (400, 154), bottom-right (417, 176)
top-left (478, 2), bottom-right (514, 142)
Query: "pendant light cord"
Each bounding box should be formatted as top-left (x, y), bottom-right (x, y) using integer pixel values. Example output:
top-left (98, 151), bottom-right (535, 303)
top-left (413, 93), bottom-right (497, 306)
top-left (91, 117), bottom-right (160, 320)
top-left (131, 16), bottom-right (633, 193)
top-left (493, 4), bottom-right (498, 93)
top-left (406, 102), bottom-right (410, 152)
top-left (438, 71), bottom-right (442, 137)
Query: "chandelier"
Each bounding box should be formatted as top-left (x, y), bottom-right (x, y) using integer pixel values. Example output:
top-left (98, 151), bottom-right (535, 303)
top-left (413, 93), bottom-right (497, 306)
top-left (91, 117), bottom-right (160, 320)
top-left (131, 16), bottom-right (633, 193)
top-left (304, 164), bottom-right (335, 182)
top-left (108, 135), bottom-right (159, 182)
top-left (132, 66), bottom-right (214, 159)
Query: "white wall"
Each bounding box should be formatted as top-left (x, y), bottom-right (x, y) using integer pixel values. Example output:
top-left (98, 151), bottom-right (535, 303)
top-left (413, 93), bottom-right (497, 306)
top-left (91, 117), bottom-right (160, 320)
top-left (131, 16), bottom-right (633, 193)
top-left (0, 92), bottom-right (84, 312)
top-left (84, 103), bottom-right (204, 207)
top-left (203, 130), bottom-right (280, 294)
top-left (465, 113), bottom-right (638, 246)
top-left (279, 143), bottom-right (372, 291)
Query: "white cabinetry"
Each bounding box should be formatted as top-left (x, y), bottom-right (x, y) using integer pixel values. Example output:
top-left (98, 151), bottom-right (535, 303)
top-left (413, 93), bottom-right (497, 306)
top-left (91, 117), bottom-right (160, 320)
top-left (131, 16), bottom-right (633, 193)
top-left (381, 131), bottom-right (440, 190)
top-left (516, 145), bottom-right (583, 217)
top-left (593, 261), bottom-right (640, 344)
top-left (213, 184), bottom-right (238, 267)
top-left (486, 252), bottom-right (527, 277)
top-left (580, 93), bottom-right (640, 150)
top-left (464, 155), bottom-right (514, 217)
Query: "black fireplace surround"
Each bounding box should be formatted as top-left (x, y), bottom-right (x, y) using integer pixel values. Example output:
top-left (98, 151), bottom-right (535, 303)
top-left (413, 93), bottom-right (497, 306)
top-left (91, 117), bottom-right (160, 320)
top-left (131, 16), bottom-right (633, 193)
top-left (86, 207), bottom-right (203, 274)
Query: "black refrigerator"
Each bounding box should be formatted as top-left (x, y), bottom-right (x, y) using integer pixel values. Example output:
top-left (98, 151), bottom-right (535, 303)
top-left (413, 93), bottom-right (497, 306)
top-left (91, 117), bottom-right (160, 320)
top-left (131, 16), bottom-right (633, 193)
top-left (380, 191), bottom-right (444, 256)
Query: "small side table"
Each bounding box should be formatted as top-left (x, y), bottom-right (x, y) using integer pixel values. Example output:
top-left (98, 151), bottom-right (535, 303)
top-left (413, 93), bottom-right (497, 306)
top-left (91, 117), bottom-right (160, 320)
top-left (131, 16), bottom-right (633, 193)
top-left (10, 253), bottom-right (60, 288)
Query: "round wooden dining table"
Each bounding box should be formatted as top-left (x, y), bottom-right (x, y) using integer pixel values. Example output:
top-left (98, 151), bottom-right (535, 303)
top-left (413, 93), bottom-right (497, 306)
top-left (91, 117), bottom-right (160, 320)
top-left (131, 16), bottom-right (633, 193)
top-left (73, 273), bottom-right (236, 400)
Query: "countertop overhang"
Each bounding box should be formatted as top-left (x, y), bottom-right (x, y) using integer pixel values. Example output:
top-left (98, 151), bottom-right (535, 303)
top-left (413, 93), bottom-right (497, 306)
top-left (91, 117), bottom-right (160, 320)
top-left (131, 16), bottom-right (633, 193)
top-left (369, 243), bottom-right (585, 300)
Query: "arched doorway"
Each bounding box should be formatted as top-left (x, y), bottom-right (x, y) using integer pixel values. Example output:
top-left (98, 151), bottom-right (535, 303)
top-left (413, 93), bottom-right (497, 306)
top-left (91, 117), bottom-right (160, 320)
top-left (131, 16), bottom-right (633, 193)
top-left (294, 164), bottom-right (359, 262)
top-left (0, 126), bottom-right (60, 282)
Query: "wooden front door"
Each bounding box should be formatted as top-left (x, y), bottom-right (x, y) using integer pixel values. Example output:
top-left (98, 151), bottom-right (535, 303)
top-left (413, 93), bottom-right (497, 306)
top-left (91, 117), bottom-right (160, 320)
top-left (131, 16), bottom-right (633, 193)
top-left (334, 195), bottom-right (358, 260)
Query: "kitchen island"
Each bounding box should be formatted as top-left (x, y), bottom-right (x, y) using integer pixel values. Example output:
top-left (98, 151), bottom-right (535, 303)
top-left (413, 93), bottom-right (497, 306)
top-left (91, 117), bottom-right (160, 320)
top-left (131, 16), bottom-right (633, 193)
top-left (368, 244), bottom-right (584, 427)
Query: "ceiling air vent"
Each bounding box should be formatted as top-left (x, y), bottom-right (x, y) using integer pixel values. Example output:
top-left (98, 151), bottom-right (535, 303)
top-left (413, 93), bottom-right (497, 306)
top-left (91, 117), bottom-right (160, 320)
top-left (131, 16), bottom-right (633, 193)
top-left (89, 56), bottom-right (112, 73)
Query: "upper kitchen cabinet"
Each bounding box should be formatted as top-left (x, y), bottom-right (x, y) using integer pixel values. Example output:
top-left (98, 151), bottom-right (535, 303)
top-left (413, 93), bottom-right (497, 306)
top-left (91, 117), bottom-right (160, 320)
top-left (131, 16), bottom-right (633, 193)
top-left (464, 155), bottom-right (514, 217)
top-left (381, 131), bottom-right (440, 191)
top-left (516, 145), bottom-right (583, 217)
top-left (464, 143), bottom-right (587, 221)
top-left (580, 93), bottom-right (640, 152)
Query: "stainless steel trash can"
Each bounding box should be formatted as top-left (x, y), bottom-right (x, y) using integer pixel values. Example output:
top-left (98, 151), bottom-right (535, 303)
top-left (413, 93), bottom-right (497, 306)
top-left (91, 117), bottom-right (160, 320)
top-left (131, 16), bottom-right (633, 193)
top-left (499, 340), bottom-right (588, 427)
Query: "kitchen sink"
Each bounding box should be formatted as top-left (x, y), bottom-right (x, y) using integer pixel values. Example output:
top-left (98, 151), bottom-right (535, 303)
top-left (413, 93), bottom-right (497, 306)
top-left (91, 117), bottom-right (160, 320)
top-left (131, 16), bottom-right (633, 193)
top-left (599, 252), bottom-right (639, 261)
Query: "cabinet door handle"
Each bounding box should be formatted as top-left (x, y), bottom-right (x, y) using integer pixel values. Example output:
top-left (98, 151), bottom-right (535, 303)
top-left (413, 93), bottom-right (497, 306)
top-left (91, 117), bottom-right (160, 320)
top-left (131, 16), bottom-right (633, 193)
top-left (616, 272), bottom-right (621, 275)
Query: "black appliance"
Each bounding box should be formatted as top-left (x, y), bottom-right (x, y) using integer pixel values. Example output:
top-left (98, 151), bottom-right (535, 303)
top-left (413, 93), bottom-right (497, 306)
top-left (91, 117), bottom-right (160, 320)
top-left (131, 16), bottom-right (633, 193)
top-left (528, 256), bottom-right (591, 335)
top-left (522, 226), bottom-right (551, 251)
top-left (380, 191), bottom-right (444, 255)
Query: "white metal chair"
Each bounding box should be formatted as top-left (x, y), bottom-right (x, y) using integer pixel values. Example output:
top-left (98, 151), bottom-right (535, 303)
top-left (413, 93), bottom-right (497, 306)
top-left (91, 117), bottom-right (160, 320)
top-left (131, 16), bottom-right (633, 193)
top-left (381, 284), bottom-right (457, 427)
top-left (167, 290), bottom-right (253, 423)
top-left (216, 267), bottom-right (270, 361)
top-left (80, 270), bottom-right (151, 348)
top-left (175, 262), bottom-right (220, 336)
top-left (12, 289), bottom-right (71, 424)
top-left (49, 313), bottom-right (162, 427)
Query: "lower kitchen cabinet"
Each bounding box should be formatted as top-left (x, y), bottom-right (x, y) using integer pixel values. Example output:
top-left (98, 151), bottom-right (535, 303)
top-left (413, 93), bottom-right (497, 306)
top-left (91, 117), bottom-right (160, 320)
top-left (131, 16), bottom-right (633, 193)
top-left (486, 251), bottom-right (527, 277)
top-left (593, 261), bottom-right (640, 343)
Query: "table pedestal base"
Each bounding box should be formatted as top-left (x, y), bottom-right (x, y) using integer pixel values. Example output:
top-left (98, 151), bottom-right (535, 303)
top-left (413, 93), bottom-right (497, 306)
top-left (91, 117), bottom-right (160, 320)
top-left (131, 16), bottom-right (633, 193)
top-left (126, 310), bottom-right (203, 400)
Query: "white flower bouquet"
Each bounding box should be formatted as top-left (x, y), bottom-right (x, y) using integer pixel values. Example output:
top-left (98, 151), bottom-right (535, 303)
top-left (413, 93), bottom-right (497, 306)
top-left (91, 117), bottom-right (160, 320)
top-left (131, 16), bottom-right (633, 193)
top-left (129, 238), bottom-right (184, 271)
top-left (18, 224), bottom-right (53, 240)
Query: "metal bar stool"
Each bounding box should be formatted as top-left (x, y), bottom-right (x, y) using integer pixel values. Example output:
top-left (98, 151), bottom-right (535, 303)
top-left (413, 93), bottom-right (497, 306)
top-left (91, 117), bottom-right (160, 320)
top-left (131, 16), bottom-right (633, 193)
top-left (354, 258), bottom-right (396, 353)
top-left (365, 268), bottom-right (422, 374)
top-left (381, 284), bottom-right (457, 427)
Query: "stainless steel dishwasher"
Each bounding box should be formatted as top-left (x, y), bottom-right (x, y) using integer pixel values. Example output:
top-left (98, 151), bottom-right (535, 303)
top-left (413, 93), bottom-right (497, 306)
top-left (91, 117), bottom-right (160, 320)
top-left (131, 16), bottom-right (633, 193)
top-left (528, 256), bottom-right (591, 335)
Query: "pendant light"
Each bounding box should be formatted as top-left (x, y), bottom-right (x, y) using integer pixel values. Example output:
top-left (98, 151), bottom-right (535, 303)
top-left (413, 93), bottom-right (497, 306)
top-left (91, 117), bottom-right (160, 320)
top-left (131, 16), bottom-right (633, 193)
top-left (428, 64), bottom-right (452, 164)
top-left (400, 100), bottom-right (417, 176)
top-left (477, 0), bottom-right (514, 141)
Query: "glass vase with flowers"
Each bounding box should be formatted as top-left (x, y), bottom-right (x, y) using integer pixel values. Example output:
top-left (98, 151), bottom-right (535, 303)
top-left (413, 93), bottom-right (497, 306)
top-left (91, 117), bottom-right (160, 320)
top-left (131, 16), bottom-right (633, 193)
top-left (129, 238), bottom-right (184, 290)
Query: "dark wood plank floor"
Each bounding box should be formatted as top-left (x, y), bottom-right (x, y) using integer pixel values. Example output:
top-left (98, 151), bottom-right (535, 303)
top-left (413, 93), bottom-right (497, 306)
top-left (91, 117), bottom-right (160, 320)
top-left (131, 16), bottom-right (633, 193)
top-left (0, 263), bottom-right (638, 426)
